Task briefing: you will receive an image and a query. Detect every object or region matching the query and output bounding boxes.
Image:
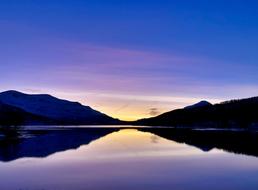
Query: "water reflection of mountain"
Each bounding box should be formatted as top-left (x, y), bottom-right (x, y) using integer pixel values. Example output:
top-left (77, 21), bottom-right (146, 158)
top-left (141, 128), bottom-right (258, 157)
top-left (1, 127), bottom-right (258, 162)
top-left (0, 127), bottom-right (117, 162)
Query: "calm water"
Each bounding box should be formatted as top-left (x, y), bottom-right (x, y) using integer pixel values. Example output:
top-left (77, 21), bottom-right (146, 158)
top-left (0, 127), bottom-right (258, 190)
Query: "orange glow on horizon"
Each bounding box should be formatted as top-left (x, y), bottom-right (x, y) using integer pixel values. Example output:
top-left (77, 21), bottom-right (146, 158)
top-left (45, 90), bottom-right (222, 121)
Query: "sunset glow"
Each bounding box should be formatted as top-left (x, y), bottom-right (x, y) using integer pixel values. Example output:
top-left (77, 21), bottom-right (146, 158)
top-left (1, 0), bottom-right (258, 120)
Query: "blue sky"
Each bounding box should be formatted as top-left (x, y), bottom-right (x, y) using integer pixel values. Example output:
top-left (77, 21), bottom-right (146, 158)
top-left (1, 0), bottom-right (258, 120)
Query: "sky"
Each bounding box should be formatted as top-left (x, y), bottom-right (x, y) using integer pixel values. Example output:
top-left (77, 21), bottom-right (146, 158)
top-left (1, 0), bottom-right (258, 121)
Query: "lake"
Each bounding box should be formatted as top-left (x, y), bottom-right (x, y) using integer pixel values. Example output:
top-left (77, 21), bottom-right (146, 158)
top-left (0, 126), bottom-right (258, 190)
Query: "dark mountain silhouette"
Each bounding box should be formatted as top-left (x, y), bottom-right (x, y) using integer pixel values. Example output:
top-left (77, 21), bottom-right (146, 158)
top-left (0, 90), bottom-right (121, 125)
top-left (135, 97), bottom-right (258, 128)
top-left (0, 101), bottom-right (26, 125)
top-left (184, 100), bottom-right (212, 109)
top-left (0, 101), bottom-right (53, 125)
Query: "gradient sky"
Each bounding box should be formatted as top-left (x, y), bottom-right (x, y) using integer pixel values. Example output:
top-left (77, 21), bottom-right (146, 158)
top-left (1, 0), bottom-right (258, 120)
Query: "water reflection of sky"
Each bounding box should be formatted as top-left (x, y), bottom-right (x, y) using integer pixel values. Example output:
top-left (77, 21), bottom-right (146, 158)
top-left (0, 129), bottom-right (258, 190)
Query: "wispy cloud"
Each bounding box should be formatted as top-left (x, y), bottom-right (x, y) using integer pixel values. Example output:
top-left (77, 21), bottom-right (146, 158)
top-left (1, 21), bottom-right (258, 120)
top-left (149, 108), bottom-right (160, 116)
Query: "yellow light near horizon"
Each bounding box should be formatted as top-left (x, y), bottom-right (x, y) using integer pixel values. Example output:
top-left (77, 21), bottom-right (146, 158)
top-left (106, 112), bottom-right (148, 121)
top-left (35, 90), bottom-right (222, 121)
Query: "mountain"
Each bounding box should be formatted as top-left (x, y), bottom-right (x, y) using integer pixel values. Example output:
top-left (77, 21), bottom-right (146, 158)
top-left (184, 101), bottom-right (212, 109)
top-left (135, 97), bottom-right (258, 129)
top-left (0, 90), bottom-right (120, 125)
top-left (0, 99), bottom-right (62, 125)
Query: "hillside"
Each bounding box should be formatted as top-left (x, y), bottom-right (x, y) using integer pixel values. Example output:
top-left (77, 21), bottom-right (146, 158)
top-left (0, 91), bottom-right (120, 125)
top-left (135, 98), bottom-right (258, 129)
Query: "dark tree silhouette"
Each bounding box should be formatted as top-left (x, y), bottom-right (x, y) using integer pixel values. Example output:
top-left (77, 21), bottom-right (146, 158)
top-left (136, 97), bottom-right (258, 128)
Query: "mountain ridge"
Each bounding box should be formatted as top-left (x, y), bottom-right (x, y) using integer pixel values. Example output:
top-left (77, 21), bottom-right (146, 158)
top-left (135, 96), bottom-right (258, 129)
top-left (0, 90), bottom-right (121, 125)
top-left (184, 100), bottom-right (212, 109)
top-left (1, 90), bottom-right (258, 128)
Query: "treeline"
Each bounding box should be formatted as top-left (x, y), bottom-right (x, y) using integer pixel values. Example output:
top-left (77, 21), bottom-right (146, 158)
top-left (0, 101), bottom-right (25, 126)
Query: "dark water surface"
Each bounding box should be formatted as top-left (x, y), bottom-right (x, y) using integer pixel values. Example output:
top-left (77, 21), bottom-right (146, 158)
top-left (0, 126), bottom-right (258, 190)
